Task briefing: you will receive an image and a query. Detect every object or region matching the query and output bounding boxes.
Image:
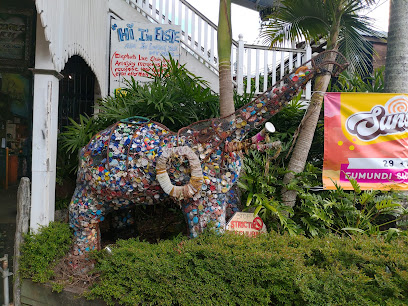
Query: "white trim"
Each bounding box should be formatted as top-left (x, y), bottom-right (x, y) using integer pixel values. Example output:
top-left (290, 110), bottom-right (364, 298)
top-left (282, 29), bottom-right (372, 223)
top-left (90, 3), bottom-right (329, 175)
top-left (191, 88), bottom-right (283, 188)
top-left (35, 0), bottom-right (109, 96)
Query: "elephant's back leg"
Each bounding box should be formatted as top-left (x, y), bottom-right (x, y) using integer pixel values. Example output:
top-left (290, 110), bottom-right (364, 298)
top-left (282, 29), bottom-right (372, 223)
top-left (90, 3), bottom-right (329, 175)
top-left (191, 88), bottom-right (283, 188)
top-left (69, 184), bottom-right (109, 255)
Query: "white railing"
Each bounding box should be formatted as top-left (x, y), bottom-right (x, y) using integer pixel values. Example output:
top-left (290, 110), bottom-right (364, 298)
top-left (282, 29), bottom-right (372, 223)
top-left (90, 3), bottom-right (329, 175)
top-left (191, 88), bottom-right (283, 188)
top-left (126, 0), bottom-right (219, 71)
top-left (235, 37), bottom-right (312, 98)
top-left (124, 0), bottom-right (311, 99)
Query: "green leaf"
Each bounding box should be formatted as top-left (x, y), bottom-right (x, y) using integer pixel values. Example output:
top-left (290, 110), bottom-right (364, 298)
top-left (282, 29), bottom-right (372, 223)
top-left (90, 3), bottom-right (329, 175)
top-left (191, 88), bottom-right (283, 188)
top-left (254, 205), bottom-right (263, 216)
top-left (246, 192), bottom-right (254, 207)
top-left (237, 181), bottom-right (248, 191)
top-left (263, 201), bottom-right (278, 213)
top-left (341, 227), bottom-right (364, 233)
top-left (348, 176), bottom-right (361, 194)
top-left (385, 228), bottom-right (401, 242)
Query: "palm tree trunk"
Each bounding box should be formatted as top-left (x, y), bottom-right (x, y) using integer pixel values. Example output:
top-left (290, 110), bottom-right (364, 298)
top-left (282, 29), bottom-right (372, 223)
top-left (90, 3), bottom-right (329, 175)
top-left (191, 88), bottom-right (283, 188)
top-left (218, 0), bottom-right (235, 117)
top-left (384, 0), bottom-right (408, 93)
top-left (281, 73), bottom-right (332, 206)
top-left (281, 11), bottom-right (341, 207)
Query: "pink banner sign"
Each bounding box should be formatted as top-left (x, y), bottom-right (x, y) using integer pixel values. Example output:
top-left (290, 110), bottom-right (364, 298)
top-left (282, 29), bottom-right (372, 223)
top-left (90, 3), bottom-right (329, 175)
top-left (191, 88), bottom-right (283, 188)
top-left (323, 93), bottom-right (408, 190)
top-left (340, 164), bottom-right (408, 184)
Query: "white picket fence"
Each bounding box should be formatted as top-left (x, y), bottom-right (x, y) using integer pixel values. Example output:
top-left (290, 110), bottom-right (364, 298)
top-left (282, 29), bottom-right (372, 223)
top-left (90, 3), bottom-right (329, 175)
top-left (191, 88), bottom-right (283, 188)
top-left (124, 0), bottom-right (312, 99)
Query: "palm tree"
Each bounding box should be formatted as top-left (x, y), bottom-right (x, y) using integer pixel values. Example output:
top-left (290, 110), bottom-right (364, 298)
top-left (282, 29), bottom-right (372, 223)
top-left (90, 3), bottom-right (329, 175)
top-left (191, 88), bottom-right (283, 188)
top-left (260, 0), bottom-right (380, 207)
top-left (384, 0), bottom-right (408, 93)
top-left (218, 0), bottom-right (235, 117)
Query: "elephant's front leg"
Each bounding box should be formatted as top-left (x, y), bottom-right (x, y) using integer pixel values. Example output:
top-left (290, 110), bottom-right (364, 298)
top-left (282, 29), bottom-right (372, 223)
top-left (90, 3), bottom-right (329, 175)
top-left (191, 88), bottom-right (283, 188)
top-left (69, 184), bottom-right (108, 256)
top-left (182, 195), bottom-right (227, 238)
top-left (225, 185), bottom-right (241, 220)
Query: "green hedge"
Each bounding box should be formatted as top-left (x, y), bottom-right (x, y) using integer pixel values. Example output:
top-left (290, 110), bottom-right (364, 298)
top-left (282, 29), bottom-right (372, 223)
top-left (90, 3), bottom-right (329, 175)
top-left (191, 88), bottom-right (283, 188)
top-left (19, 222), bottom-right (72, 283)
top-left (87, 233), bottom-right (408, 305)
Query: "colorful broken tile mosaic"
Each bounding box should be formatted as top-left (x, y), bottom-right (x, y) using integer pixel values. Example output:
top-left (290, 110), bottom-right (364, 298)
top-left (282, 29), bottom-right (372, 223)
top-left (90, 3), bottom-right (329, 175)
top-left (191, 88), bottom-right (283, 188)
top-left (69, 51), bottom-right (348, 256)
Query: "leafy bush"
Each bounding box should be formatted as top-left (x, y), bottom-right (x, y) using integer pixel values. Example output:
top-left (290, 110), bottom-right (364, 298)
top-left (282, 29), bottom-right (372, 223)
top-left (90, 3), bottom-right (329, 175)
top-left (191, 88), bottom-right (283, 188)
top-left (19, 222), bottom-right (72, 283)
top-left (266, 95), bottom-right (324, 168)
top-left (294, 178), bottom-right (407, 238)
top-left (239, 150), bottom-right (408, 238)
top-left (56, 57), bottom-right (221, 183)
top-left (239, 150), bottom-right (319, 234)
top-left (86, 232), bottom-right (408, 305)
top-left (56, 114), bottom-right (111, 185)
top-left (96, 56), bottom-right (220, 131)
top-left (329, 66), bottom-right (385, 93)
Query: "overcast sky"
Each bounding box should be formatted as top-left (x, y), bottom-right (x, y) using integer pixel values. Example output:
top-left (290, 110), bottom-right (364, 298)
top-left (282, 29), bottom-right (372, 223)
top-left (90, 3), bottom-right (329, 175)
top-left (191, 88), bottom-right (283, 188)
top-left (187, 0), bottom-right (390, 44)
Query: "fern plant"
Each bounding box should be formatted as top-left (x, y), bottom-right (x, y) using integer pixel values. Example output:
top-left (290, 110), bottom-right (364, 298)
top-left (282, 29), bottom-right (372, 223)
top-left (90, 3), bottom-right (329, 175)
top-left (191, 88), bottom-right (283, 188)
top-left (294, 176), bottom-right (408, 238)
top-left (239, 150), bottom-right (311, 235)
top-left (327, 178), bottom-right (405, 235)
top-left (329, 66), bottom-right (385, 93)
top-left (239, 149), bottom-right (407, 239)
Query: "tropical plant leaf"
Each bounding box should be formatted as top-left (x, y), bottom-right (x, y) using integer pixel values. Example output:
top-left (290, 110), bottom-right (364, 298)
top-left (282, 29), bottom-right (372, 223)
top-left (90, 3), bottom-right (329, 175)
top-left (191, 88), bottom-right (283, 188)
top-left (246, 192), bottom-right (254, 207)
top-left (254, 205), bottom-right (263, 217)
top-left (385, 228), bottom-right (401, 242)
top-left (341, 227), bottom-right (364, 233)
top-left (348, 176), bottom-right (361, 194)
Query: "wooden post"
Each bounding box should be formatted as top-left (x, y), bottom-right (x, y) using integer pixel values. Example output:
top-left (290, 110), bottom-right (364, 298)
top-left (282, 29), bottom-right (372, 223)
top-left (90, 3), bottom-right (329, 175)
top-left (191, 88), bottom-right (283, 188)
top-left (13, 177), bottom-right (31, 306)
top-left (5, 147), bottom-right (8, 190)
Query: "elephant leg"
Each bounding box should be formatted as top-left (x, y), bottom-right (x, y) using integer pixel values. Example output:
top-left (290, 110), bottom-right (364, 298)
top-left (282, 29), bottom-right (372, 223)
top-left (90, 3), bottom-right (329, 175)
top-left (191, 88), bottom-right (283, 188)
top-left (69, 184), bottom-right (108, 256)
top-left (182, 200), bottom-right (199, 237)
top-left (182, 195), bottom-right (227, 238)
top-left (206, 194), bottom-right (227, 234)
top-left (225, 185), bottom-right (241, 220)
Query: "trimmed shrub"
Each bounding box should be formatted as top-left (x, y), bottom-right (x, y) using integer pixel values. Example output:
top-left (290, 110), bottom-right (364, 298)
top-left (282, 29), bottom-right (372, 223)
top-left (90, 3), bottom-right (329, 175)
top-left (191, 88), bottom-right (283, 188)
top-left (19, 222), bottom-right (72, 283)
top-left (86, 232), bottom-right (408, 305)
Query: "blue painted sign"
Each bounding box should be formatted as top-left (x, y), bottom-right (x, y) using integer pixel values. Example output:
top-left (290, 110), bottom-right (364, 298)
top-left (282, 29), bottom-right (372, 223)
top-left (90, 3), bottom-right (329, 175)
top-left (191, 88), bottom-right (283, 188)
top-left (109, 21), bottom-right (181, 94)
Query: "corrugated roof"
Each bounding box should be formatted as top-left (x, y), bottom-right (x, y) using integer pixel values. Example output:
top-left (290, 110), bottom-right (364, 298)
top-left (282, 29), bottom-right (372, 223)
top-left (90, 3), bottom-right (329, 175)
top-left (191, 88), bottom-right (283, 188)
top-left (231, 0), bottom-right (276, 10)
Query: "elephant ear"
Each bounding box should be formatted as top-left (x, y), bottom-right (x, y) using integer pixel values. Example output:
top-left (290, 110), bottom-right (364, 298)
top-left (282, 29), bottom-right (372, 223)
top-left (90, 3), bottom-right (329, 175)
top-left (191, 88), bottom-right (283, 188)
top-left (156, 146), bottom-right (203, 201)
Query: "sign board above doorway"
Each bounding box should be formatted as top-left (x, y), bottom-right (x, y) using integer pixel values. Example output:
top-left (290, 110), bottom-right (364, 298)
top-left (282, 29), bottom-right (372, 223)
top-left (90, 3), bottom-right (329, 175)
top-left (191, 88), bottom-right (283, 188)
top-left (109, 21), bottom-right (181, 95)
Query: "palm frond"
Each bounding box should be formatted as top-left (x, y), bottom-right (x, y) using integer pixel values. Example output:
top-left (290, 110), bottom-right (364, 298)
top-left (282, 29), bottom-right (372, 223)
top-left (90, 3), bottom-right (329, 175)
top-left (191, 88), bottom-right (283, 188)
top-left (260, 0), bottom-right (381, 78)
top-left (261, 0), bottom-right (331, 46)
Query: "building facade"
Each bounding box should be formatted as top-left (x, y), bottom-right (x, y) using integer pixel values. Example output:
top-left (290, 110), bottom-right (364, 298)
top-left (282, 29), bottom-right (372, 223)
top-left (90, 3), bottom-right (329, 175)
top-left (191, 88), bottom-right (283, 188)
top-left (0, 0), bottom-right (309, 230)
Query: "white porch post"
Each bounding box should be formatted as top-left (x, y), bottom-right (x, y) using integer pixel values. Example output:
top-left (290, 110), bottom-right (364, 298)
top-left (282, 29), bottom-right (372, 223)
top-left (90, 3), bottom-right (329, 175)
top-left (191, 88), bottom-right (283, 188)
top-left (30, 15), bottom-right (63, 231)
top-left (304, 43), bottom-right (312, 100)
top-left (236, 34), bottom-right (244, 95)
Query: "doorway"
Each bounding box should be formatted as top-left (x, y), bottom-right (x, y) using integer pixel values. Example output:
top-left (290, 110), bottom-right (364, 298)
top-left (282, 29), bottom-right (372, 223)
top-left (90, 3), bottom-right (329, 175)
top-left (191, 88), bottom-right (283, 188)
top-left (56, 55), bottom-right (97, 205)
top-left (58, 55), bottom-right (96, 130)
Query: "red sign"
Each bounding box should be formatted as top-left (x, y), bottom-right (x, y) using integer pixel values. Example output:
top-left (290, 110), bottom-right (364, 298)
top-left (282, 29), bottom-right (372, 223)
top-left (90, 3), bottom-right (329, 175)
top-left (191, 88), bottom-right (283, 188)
top-left (252, 217), bottom-right (264, 231)
top-left (226, 212), bottom-right (267, 237)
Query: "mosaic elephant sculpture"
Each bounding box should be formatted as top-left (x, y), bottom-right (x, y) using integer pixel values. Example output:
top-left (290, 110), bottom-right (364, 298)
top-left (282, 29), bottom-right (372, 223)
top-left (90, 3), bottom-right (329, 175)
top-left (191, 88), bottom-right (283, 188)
top-left (69, 51), bottom-right (348, 255)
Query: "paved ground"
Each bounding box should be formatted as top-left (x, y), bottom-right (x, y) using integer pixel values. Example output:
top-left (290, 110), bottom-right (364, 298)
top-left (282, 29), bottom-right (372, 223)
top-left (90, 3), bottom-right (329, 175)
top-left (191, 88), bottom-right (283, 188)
top-left (0, 185), bottom-right (18, 305)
